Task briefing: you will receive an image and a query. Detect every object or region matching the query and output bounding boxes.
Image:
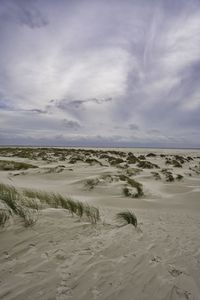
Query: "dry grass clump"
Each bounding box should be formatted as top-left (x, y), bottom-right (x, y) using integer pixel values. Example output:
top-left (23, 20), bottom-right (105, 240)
top-left (20, 197), bottom-right (41, 210)
top-left (16, 205), bottom-right (38, 227)
top-left (138, 155), bottom-right (146, 160)
top-left (0, 183), bottom-right (38, 227)
top-left (84, 178), bottom-right (100, 190)
top-left (85, 158), bottom-right (103, 166)
top-left (161, 169), bottom-right (174, 182)
top-left (122, 187), bottom-right (131, 197)
top-left (84, 204), bottom-right (100, 224)
top-left (0, 201), bottom-right (12, 226)
top-left (151, 172), bottom-right (161, 180)
top-left (108, 157), bottom-right (124, 166)
top-left (126, 153), bottom-right (138, 164)
top-left (137, 160), bottom-right (159, 169)
top-left (0, 160), bottom-right (38, 171)
top-left (176, 174), bottom-right (184, 181)
top-left (69, 155), bottom-right (85, 164)
top-left (146, 153), bottom-right (157, 157)
top-left (174, 155), bottom-right (186, 164)
top-left (119, 175), bottom-right (144, 197)
top-left (58, 196), bottom-right (100, 224)
top-left (165, 158), bottom-right (182, 168)
top-left (23, 189), bottom-right (59, 208)
top-left (125, 168), bottom-right (142, 176)
top-left (116, 210), bottom-right (137, 227)
top-left (126, 177), bottom-right (144, 197)
top-left (100, 174), bottom-right (114, 183)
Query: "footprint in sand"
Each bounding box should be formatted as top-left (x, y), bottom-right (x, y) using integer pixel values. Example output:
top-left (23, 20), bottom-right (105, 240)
top-left (151, 256), bottom-right (162, 263)
top-left (92, 288), bottom-right (101, 299)
top-left (169, 267), bottom-right (183, 277)
top-left (169, 285), bottom-right (192, 299)
top-left (54, 249), bottom-right (67, 261)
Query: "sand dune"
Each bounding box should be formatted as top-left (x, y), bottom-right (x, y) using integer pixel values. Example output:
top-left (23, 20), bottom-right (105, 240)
top-left (0, 147), bottom-right (200, 299)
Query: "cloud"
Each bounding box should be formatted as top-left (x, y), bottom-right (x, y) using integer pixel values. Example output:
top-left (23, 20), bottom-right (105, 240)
top-left (129, 124), bottom-right (139, 131)
top-left (0, 0), bottom-right (200, 147)
top-left (62, 119), bottom-right (81, 130)
top-left (56, 97), bottom-right (112, 110)
top-left (0, 0), bottom-right (48, 29)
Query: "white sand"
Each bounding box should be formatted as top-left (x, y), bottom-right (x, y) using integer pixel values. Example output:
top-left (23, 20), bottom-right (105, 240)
top-left (0, 148), bottom-right (200, 299)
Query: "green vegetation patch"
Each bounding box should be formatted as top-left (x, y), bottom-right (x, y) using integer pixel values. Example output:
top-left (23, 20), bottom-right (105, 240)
top-left (0, 160), bottom-right (38, 171)
top-left (0, 184), bottom-right (101, 227)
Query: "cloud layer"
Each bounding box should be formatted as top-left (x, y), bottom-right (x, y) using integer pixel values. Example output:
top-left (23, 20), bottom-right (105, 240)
top-left (0, 0), bottom-right (200, 147)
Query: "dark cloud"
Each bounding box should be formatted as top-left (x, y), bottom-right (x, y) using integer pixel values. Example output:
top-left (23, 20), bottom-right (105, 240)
top-left (0, 100), bottom-right (9, 109)
top-left (62, 119), bottom-right (81, 130)
top-left (0, 0), bottom-right (48, 29)
top-left (28, 108), bottom-right (47, 114)
top-left (147, 129), bottom-right (161, 135)
top-left (129, 124), bottom-right (139, 131)
top-left (56, 97), bottom-right (112, 110)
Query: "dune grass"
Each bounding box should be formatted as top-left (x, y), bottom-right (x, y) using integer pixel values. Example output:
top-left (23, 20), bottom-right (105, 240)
top-left (0, 160), bottom-right (38, 171)
top-left (0, 201), bottom-right (12, 226)
top-left (119, 174), bottom-right (144, 198)
top-left (23, 189), bottom-right (60, 208)
top-left (0, 183), bottom-right (38, 227)
top-left (23, 187), bottom-right (100, 223)
top-left (84, 178), bottom-right (100, 190)
top-left (0, 184), bottom-right (101, 227)
top-left (122, 187), bottom-right (131, 197)
top-left (137, 160), bottom-right (159, 169)
top-left (176, 174), bottom-right (184, 181)
top-left (151, 171), bottom-right (161, 180)
top-left (116, 210), bottom-right (137, 227)
top-left (84, 204), bottom-right (100, 224)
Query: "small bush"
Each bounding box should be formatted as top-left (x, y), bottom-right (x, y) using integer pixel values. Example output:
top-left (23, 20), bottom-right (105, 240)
top-left (119, 175), bottom-right (144, 197)
top-left (166, 173), bottom-right (174, 182)
top-left (137, 160), bottom-right (159, 169)
top-left (151, 172), bottom-right (161, 180)
top-left (176, 174), bottom-right (184, 181)
top-left (126, 153), bottom-right (138, 164)
top-left (138, 155), bottom-right (146, 160)
top-left (84, 178), bottom-right (99, 190)
top-left (146, 153), bottom-right (157, 157)
top-left (109, 157), bottom-right (124, 166)
top-left (161, 169), bottom-right (174, 182)
top-left (165, 159), bottom-right (182, 168)
top-left (85, 158), bottom-right (102, 166)
top-left (126, 168), bottom-right (142, 176)
top-left (116, 210), bottom-right (137, 227)
top-left (122, 187), bottom-right (131, 197)
top-left (126, 177), bottom-right (144, 197)
top-left (69, 156), bottom-right (84, 164)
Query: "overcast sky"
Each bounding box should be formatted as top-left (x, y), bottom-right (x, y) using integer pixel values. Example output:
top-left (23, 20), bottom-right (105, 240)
top-left (0, 0), bottom-right (200, 148)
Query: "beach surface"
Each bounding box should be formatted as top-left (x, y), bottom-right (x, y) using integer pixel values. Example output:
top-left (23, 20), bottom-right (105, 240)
top-left (0, 147), bottom-right (200, 300)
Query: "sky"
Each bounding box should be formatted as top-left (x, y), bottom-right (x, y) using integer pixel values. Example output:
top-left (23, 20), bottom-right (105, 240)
top-left (0, 0), bottom-right (200, 148)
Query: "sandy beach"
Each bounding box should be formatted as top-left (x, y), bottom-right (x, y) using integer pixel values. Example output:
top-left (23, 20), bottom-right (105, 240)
top-left (0, 147), bottom-right (200, 300)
